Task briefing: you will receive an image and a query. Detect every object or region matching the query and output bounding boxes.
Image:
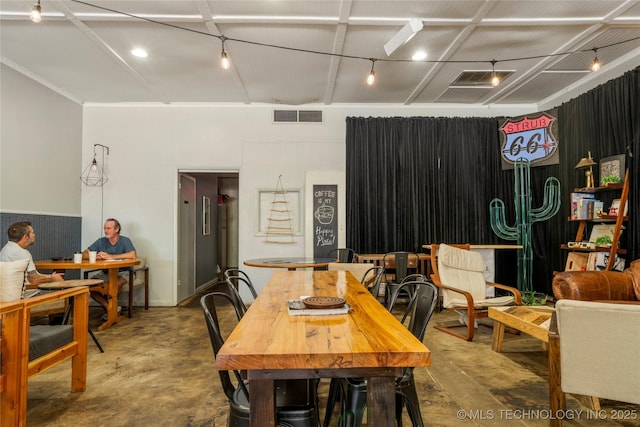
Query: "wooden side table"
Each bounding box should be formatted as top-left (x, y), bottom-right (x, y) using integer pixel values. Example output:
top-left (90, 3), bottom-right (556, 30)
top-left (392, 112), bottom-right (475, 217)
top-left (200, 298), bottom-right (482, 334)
top-left (489, 305), bottom-right (554, 352)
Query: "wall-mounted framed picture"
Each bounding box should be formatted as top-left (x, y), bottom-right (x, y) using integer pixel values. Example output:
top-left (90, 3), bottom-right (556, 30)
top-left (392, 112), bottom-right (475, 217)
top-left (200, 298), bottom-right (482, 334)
top-left (599, 154), bottom-right (625, 186)
top-left (203, 196), bottom-right (211, 235)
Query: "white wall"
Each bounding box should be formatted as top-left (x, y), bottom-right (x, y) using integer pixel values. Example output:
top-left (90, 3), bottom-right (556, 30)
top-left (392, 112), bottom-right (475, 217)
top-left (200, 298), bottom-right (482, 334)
top-left (81, 102), bottom-right (536, 305)
top-left (0, 64), bottom-right (82, 215)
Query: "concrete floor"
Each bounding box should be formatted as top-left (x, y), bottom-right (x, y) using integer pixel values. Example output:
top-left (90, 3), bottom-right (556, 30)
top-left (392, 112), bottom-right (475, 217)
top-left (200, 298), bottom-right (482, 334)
top-left (26, 287), bottom-right (640, 427)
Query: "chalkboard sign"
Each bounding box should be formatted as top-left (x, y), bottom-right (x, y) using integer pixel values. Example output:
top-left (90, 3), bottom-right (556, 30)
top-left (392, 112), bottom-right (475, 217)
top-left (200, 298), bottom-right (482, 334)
top-left (313, 185), bottom-right (338, 258)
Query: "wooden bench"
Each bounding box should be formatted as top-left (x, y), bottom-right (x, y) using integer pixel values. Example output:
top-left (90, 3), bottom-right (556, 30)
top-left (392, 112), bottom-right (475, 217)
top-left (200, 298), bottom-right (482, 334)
top-left (1, 287), bottom-right (89, 426)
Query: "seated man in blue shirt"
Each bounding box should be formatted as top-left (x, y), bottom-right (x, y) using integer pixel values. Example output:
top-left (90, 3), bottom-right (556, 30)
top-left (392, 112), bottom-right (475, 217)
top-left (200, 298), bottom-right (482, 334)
top-left (83, 218), bottom-right (136, 310)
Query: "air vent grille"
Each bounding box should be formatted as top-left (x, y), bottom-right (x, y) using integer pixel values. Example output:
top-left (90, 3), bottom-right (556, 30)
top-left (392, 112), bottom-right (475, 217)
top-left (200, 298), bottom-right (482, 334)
top-left (273, 110), bottom-right (322, 123)
top-left (450, 70), bottom-right (514, 87)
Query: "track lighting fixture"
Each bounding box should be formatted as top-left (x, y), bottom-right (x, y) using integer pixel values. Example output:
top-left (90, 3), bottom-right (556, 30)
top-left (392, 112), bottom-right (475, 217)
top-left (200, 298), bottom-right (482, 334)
top-left (30, 0), bottom-right (42, 23)
top-left (220, 37), bottom-right (230, 69)
top-left (383, 18), bottom-right (423, 56)
top-left (491, 59), bottom-right (500, 87)
top-left (591, 48), bottom-right (601, 72)
top-left (366, 59), bottom-right (376, 86)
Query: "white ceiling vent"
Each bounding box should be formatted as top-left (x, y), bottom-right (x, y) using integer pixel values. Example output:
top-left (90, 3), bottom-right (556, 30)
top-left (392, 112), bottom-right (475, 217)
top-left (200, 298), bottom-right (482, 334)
top-left (273, 110), bottom-right (322, 123)
top-left (450, 70), bottom-right (514, 88)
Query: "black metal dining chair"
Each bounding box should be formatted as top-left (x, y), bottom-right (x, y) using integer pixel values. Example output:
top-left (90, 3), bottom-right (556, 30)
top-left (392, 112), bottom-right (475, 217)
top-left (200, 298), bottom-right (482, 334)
top-left (323, 280), bottom-right (438, 427)
top-left (361, 266), bottom-right (384, 301)
top-left (224, 269), bottom-right (255, 292)
top-left (200, 292), bottom-right (320, 427)
top-left (327, 248), bottom-right (356, 263)
top-left (382, 251), bottom-right (425, 308)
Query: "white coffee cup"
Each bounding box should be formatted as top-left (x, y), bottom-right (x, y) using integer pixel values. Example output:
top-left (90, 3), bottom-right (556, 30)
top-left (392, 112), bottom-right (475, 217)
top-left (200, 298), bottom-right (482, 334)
top-left (73, 252), bottom-right (82, 264)
top-left (89, 251), bottom-right (97, 263)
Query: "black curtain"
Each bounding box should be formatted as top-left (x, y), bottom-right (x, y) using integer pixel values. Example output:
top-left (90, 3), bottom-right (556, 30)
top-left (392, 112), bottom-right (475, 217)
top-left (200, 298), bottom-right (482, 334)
top-left (346, 66), bottom-right (639, 294)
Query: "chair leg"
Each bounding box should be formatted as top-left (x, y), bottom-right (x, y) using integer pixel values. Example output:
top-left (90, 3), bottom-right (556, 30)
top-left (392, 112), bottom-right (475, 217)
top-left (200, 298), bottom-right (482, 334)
top-left (128, 270), bottom-right (134, 318)
top-left (341, 382), bottom-right (367, 427)
top-left (400, 380), bottom-right (424, 427)
top-left (144, 267), bottom-right (149, 310)
top-left (323, 379), bottom-right (341, 427)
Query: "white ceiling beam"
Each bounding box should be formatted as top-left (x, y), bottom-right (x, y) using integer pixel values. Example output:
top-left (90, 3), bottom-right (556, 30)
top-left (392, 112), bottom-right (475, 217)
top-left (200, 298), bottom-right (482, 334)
top-left (48, 0), bottom-right (171, 104)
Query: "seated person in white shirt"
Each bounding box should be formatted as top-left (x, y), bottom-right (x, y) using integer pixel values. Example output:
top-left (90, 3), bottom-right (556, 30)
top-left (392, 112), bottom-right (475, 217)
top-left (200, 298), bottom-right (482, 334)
top-left (0, 221), bottom-right (64, 287)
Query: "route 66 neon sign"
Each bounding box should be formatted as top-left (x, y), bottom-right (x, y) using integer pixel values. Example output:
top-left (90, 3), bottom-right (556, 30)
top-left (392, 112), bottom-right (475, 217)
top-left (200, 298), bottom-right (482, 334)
top-left (499, 112), bottom-right (558, 164)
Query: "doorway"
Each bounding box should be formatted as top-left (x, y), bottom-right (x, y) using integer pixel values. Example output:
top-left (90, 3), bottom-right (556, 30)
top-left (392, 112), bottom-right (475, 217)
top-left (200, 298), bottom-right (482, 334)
top-left (178, 174), bottom-right (196, 303)
top-left (177, 171), bottom-right (239, 304)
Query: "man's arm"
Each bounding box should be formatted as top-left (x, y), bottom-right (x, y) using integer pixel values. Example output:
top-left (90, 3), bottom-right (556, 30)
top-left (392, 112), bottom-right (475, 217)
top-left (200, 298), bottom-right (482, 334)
top-left (27, 270), bottom-right (64, 285)
top-left (98, 250), bottom-right (136, 260)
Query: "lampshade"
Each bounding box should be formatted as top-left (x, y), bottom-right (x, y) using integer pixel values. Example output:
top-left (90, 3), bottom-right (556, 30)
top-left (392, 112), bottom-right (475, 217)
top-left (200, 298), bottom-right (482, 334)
top-left (575, 157), bottom-right (596, 168)
top-left (80, 144), bottom-right (110, 187)
top-left (80, 156), bottom-right (108, 186)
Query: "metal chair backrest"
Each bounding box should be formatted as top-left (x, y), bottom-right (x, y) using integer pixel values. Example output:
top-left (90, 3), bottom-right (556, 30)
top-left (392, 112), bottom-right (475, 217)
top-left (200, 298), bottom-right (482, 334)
top-left (383, 251), bottom-right (420, 283)
top-left (328, 248), bottom-right (356, 263)
top-left (224, 278), bottom-right (251, 319)
top-left (362, 266), bottom-right (384, 300)
top-left (224, 269), bottom-right (254, 288)
top-left (387, 280), bottom-right (438, 378)
top-left (200, 292), bottom-right (248, 401)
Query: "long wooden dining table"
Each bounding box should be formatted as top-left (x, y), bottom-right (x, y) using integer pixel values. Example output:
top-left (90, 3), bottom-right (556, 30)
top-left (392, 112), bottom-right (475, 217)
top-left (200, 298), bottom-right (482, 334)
top-left (35, 258), bottom-right (140, 330)
top-left (215, 270), bottom-right (431, 426)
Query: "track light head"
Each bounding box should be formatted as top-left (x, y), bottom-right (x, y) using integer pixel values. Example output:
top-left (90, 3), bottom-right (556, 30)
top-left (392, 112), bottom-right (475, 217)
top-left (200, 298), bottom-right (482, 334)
top-left (30, 0), bottom-right (42, 23)
top-left (384, 18), bottom-right (423, 56)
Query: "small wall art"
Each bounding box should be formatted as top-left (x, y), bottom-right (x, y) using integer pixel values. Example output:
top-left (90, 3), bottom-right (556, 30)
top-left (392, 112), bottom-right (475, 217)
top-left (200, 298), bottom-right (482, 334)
top-left (599, 154), bottom-right (625, 186)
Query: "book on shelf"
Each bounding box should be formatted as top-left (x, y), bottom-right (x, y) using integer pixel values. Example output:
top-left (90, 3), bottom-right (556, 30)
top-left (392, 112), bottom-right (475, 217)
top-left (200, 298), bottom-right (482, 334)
top-left (580, 199), bottom-right (595, 219)
top-left (592, 200), bottom-right (604, 219)
top-left (587, 253), bottom-right (626, 271)
top-left (287, 300), bottom-right (350, 316)
top-left (588, 224), bottom-right (619, 245)
top-left (570, 192), bottom-right (595, 220)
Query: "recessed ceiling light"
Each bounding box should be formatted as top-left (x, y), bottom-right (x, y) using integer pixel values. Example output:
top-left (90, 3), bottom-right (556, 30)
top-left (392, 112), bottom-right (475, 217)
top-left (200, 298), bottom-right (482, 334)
top-left (131, 48), bottom-right (148, 58)
top-left (412, 51), bottom-right (427, 61)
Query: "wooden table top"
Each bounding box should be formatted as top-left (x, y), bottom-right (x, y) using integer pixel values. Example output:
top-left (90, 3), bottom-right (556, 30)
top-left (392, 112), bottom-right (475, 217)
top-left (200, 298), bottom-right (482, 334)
top-left (38, 279), bottom-right (104, 290)
top-left (216, 270), bottom-right (431, 371)
top-left (35, 259), bottom-right (140, 270)
top-left (243, 257), bottom-right (337, 269)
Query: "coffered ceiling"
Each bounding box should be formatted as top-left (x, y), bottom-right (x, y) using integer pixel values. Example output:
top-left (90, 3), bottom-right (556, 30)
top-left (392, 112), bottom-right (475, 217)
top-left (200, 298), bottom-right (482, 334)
top-left (1, 0), bottom-right (639, 106)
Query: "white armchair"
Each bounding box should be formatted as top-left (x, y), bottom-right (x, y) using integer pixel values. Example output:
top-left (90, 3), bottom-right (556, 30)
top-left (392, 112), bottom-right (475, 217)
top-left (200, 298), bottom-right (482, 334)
top-left (548, 299), bottom-right (640, 426)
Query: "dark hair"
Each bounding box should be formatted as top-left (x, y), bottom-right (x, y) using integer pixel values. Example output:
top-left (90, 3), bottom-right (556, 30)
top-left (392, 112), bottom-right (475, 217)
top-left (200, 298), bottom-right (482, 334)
top-left (106, 218), bottom-right (121, 234)
top-left (7, 221), bottom-right (32, 242)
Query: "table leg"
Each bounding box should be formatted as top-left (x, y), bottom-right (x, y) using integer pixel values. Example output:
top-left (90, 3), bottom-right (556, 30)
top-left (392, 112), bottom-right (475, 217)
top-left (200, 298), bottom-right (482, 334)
top-left (249, 378), bottom-right (276, 426)
top-left (97, 268), bottom-right (125, 331)
top-left (367, 376), bottom-right (395, 426)
top-left (491, 320), bottom-right (506, 352)
top-left (64, 296), bottom-right (104, 352)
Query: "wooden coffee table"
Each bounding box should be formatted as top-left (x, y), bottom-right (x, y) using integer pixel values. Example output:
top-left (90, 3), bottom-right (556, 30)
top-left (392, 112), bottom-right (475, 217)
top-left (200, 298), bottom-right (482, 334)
top-left (489, 305), bottom-right (554, 352)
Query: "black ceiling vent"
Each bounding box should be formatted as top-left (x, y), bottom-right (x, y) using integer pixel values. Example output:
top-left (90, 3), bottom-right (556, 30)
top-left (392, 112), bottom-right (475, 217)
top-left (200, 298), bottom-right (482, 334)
top-left (273, 110), bottom-right (322, 123)
top-left (450, 70), bottom-right (514, 87)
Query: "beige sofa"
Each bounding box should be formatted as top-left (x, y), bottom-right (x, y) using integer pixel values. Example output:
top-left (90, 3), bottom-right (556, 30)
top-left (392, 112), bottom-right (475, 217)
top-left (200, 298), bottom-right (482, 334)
top-left (548, 299), bottom-right (640, 426)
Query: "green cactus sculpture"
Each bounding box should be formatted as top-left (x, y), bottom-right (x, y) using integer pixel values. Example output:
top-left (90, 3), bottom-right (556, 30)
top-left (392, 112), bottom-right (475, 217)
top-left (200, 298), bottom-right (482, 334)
top-left (489, 159), bottom-right (561, 293)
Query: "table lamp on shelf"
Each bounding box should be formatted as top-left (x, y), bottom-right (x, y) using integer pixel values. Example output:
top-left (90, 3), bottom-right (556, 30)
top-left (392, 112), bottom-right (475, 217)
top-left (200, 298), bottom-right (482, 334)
top-left (575, 151), bottom-right (596, 189)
